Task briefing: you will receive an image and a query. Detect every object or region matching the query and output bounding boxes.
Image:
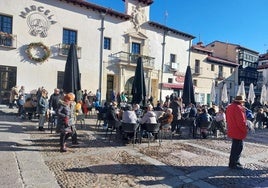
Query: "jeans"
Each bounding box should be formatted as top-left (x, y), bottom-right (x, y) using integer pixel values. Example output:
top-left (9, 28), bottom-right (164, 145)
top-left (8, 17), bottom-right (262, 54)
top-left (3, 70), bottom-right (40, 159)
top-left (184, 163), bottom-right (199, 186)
top-left (38, 114), bottom-right (46, 128)
top-left (229, 139), bottom-right (243, 167)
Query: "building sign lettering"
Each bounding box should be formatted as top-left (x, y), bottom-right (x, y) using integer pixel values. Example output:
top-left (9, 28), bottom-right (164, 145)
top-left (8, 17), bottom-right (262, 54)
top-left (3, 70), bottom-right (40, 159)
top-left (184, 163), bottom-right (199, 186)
top-left (19, 5), bottom-right (57, 38)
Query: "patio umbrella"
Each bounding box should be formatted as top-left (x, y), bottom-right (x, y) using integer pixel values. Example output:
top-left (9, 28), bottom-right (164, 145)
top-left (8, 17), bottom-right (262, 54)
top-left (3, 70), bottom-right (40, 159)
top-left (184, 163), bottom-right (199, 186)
top-left (62, 43), bottom-right (81, 101)
top-left (182, 66), bottom-right (195, 106)
top-left (221, 83), bottom-right (228, 103)
top-left (237, 81), bottom-right (246, 98)
top-left (260, 85), bottom-right (267, 105)
top-left (247, 83), bottom-right (255, 104)
top-left (210, 80), bottom-right (216, 104)
top-left (131, 57), bottom-right (146, 106)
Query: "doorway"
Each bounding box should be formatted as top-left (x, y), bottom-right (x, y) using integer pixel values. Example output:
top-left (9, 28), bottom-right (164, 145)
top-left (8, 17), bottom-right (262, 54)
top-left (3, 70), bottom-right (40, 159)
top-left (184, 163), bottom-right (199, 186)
top-left (0, 65), bottom-right (17, 104)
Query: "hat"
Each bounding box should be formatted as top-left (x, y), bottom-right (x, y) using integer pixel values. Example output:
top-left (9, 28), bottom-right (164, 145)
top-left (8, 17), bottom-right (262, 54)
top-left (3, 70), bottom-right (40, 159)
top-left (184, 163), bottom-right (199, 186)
top-left (234, 95), bottom-right (245, 103)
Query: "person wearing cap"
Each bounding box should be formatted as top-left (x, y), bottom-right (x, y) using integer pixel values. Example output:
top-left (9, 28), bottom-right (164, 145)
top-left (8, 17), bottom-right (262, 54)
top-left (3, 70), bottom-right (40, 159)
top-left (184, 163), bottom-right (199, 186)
top-left (226, 95), bottom-right (247, 170)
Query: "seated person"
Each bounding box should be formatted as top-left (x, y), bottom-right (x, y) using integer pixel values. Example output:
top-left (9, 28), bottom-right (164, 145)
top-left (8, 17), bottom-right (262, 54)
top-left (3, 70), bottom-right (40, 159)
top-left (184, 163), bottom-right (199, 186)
top-left (105, 102), bottom-right (120, 128)
top-left (196, 108), bottom-right (213, 138)
top-left (139, 104), bottom-right (157, 138)
top-left (139, 104), bottom-right (157, 125)
top-left (122, 104), bottom-right (138, 124)
top-left (210, 107), bottom-right (226, 135)
top-left (121, 105), bottom-right (138, 140)
top-left (158, 108), bottom-right (173, 130)
top-left (133, 103), bottom-right (143, 118)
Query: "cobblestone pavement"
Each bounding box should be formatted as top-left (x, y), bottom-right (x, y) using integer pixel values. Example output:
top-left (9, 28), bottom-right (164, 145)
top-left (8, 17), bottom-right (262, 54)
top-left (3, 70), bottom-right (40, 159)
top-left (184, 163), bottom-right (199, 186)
top-left (1, 107), bottom-right (268, 188)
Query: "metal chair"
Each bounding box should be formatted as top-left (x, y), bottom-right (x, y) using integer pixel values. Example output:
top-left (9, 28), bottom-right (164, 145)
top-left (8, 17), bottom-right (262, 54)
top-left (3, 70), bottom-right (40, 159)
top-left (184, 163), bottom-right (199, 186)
top-left (121, 122), bottom-right (140, 147)
top-left (144, 123), bottom-right (161, 147)
top-left (96, 113), bottom-right (106, 131)
top-left (159, 124), bottom-right (172, 144)
top-left (105, 120), bottom-right (121, 141)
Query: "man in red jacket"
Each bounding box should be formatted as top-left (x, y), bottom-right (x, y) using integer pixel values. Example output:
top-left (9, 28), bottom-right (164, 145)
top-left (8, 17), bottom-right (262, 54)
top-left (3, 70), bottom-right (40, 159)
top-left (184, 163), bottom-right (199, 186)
top-left (226, 95), bottom-right (247, 170)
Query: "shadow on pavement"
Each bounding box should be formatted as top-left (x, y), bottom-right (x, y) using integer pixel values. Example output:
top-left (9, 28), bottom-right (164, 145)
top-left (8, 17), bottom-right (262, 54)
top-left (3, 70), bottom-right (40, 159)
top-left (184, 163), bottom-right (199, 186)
top-left (65, 164), bottom-right (268, 187)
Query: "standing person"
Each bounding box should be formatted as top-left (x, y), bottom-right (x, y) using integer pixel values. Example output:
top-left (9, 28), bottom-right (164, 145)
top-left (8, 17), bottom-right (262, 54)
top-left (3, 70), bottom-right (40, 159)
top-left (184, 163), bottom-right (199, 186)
top-left (49, 88), bottom-right (60, 111)
top-left (49, 88), bottom-right (61, 132)
top-left (169, 96), bottom-right (182, 134)
top-left (57, 94), bottom-right (72, 152)
top-left (9, 86), bottom-right (19, 108)
top-left (226, 95), bottom-right (248, 170)
top-left (37, 89), bottom-right (49, 131)
top-left (68, 93), bottom-right (79, 145)
top-left (19, 86), bottom-right (26, 101)
top-left (95, 89), bottom-right (101, 108)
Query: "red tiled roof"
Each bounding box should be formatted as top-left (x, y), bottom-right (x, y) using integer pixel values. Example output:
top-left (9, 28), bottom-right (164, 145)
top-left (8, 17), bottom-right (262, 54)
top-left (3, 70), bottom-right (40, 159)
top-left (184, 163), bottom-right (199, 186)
top-left (57, 0), bottom-right (131, 20)
top-left (191, 45), bottom-right (213, 54)
top-left (207, 56), bottom-right (238, 66)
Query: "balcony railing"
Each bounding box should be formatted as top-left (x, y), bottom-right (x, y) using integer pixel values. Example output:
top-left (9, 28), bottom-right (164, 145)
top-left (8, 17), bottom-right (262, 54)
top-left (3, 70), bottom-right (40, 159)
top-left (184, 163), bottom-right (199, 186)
top-left (109, 51), bottom-right (155, 68)
top-left (0, 32), bottom-right (17, 49)
top-left (58, 43), bottom-right (82, 58)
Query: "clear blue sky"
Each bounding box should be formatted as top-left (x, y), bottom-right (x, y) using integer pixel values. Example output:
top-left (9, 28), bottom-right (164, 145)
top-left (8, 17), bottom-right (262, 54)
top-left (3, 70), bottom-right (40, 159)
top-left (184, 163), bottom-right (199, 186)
top-left (88, 0), bottom-right (268, 54)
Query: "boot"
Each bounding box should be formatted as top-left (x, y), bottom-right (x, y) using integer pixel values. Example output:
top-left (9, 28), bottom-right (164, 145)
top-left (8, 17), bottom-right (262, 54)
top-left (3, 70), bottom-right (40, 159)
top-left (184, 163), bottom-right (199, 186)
top-left (60, 143), bottom-right (67, 152)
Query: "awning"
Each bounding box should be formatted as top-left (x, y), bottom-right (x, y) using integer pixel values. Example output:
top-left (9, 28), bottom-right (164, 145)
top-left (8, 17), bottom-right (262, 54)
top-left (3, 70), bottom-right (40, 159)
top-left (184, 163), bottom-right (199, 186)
top-left (162, 83), bottom-right (184, 89)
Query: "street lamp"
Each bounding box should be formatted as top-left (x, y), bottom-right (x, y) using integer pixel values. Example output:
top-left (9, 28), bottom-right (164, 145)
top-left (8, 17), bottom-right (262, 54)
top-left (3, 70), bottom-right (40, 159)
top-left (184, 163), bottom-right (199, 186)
top-left (98, 11), bottom-right (106, 103)
top-left (160, 29), bottom-right (168, 102)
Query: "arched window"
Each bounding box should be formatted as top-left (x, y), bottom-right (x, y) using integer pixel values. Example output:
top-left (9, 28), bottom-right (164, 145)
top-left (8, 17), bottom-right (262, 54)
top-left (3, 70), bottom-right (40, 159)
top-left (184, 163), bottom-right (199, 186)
top-left (124, 76), bottom-right (134, 101)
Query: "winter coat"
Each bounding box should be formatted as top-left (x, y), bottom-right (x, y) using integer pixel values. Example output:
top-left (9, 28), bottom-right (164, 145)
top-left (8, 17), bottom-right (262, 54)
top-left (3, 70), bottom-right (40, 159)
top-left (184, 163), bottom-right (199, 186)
top-left (140, 111), bottom-right (157, 124)
top-left (37, 96), bottom-right (48, 115)
top-left (226, 102), bottom-right (247, 140)
top-left (158, 113), bottom-right (173, 125)
top-left (122, 110), bottom-right (138, 124)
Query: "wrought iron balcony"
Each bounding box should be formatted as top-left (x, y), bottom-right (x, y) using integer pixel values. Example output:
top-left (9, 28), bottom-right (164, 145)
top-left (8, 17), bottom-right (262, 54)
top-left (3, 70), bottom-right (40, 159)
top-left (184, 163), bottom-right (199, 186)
top-left (58, 43), bottom-right (81, 58)
top-left (0, 32), bottom-right (17, 49)
top-left (109, 51), bottom-right (155, 68)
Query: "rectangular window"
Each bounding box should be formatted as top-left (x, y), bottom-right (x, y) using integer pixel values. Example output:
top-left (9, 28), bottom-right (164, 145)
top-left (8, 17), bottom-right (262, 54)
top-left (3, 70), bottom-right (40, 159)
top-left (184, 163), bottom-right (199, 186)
top-left (230, 68), bottom-right (233, 74)
top-left (63, 29), bottom-right (77, 45)
top-left (131, 42), bottom-right (140, 54)
top-left (104, 37), bottom-right (111, 50)
top-left (170, 54), bottom-right (176, 63)
top-left (218, 66), bottom-right (223, 78)
top-left (195, 59), bottom-right (200, 74)
top-left (0, 14), bottom-right (13, 46)
top-left (193, 79), bottom-right (197, 86)
top-left (211, 64), bottom-right (215, 71)
top-left (168, 78), bottom-right (172, 83)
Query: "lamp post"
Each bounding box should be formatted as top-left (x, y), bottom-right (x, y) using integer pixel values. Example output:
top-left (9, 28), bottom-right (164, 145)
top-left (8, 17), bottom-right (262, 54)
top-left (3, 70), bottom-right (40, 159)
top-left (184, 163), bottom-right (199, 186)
top-left (160, 29), bottom-right (168, 102)
top-left (99, 12), bottom-right (106, 103)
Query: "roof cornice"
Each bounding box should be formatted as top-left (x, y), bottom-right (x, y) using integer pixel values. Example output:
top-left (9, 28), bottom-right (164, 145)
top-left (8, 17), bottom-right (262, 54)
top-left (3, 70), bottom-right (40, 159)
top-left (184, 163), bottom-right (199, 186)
top-left (122, 0), bottom-right (154, 6)
top-left (57, 0), bottom-right (131, 20)
top-left (148, 21), bottom-right (195, 39)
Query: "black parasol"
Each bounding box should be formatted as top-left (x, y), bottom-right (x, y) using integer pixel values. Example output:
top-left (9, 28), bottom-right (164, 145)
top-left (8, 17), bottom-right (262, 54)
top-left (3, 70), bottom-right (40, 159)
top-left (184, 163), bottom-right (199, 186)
top-left (131, 57), bottom-right (146, 106)
top-left (62, 43), bottom-right (81, 101)
top-left (182, 66), bottom-right (195, 106)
